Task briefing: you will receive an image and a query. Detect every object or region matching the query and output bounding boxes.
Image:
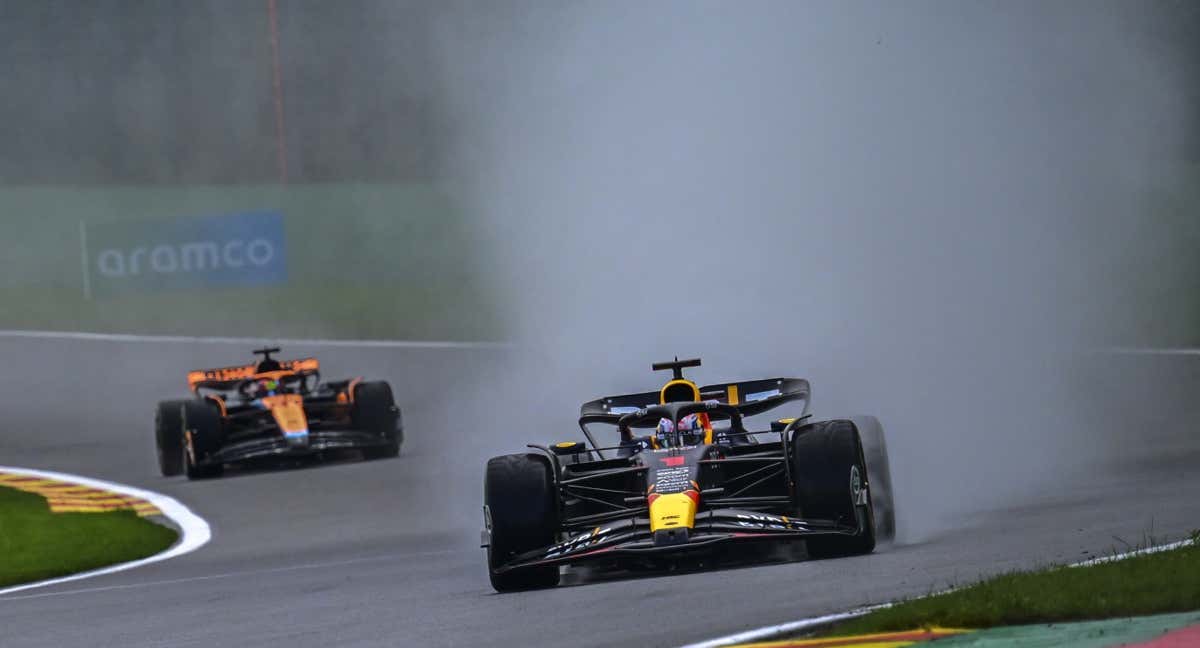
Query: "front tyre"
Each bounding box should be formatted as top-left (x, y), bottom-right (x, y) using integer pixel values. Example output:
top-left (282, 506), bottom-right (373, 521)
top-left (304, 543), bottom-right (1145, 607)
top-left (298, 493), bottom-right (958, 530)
top-left (155, 400), bottom-right (190, 477)
top-left (182, 400), bottom-right (225, 480)
top-left (353, 381), bottom-right (402, 459)
top-left (853, 415), bottom-right (896, 542)
top-left (792, 419), bottom-right (875, 558)
top-left (485, 453), bottom-right (560, 592)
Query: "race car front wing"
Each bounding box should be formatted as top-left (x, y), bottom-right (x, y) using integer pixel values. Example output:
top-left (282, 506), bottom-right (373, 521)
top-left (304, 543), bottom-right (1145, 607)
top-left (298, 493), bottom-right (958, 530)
top-left (200, 429), bottom-right (395, 466)
top-left (487, 507), bottom-right (867, 574)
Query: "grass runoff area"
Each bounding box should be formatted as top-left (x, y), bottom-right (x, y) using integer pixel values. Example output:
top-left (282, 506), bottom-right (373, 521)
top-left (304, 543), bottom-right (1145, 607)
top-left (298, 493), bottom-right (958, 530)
top-left (0, 486), bottom-right (177, 588)
top-left (828, 532), bottom-right (1200, 636)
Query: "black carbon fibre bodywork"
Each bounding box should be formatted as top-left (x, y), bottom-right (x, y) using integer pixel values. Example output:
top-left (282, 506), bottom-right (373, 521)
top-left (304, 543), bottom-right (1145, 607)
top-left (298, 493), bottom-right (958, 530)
top-left (486, 394), bottom-right (875, 578)
top-left (493, 508), bottom-right (866, 573)
top-left (202, 429), bottom-right (396, 465)
top-left (192, 386), bottom-right (402, 467)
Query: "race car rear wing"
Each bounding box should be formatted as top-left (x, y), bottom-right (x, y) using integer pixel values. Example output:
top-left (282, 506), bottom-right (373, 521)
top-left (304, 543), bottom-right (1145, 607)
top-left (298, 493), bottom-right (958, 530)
top-left (187, 357), bottom-right (320, 391)
top-left (578, 378), bottom-right (811, 450)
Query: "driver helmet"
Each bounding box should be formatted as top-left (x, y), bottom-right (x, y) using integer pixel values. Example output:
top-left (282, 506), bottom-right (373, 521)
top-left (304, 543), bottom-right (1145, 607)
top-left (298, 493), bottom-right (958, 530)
top-left (655, 413), bottom-right (703, 447)
top-left (258, 377), bottom-right (280, 396)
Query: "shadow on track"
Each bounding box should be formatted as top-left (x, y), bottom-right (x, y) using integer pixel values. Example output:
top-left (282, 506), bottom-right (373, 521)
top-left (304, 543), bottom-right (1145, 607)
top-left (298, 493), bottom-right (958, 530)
top-left (176, 450), bottom-right (402, 482)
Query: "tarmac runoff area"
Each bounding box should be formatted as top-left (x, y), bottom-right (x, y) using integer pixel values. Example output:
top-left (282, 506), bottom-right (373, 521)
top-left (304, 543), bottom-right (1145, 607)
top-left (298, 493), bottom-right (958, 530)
top-left (721, 612), bottom-right (1200, 647)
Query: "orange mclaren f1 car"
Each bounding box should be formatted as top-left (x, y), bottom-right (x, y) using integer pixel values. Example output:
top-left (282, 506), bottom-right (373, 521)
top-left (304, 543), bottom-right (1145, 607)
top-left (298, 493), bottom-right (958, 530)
top-left (154, 348), bottom-right (402, 479)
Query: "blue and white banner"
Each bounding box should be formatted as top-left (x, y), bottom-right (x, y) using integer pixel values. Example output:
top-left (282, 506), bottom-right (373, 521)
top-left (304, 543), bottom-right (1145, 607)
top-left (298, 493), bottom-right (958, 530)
top-left (84, 211), bottom-right (287, 297)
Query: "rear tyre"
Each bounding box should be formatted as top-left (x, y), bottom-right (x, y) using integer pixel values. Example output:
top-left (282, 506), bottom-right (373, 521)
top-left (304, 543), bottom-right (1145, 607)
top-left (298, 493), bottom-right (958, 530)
top-left (485, 453), bottom-right (560, 592)
top-left (353, 381), bottom-right (401, 459)
top-left (182, 400), bottom-right (225, 480)
top-left (853, 416), bottom-right (896, 542)
top-left (792, 419), bottom-right (875, 558)
top-left (155, 400), bottom-right (189, 477)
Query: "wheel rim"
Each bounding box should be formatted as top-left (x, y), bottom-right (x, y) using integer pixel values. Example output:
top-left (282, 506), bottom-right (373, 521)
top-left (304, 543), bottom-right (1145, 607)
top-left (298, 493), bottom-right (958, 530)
top-left (850, 465), bottom-right (865, 506)
top-left (183, 430), bottom-right (195, 474)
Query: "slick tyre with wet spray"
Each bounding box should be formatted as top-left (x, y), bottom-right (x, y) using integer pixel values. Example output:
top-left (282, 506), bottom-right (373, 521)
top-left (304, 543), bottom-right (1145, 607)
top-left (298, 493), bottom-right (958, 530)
top-left (853, 415), bottom-right (896, 542)
top-left (354, 381), bottom-right (402, 459)
top-left (484, 453), bottom-right (560, 591)
top-left (791, 419), bottom-right (876, 558)
top-left (182, 400), bottom-right (224, 480)
top-left (154, 399), bottom-right (190, 477)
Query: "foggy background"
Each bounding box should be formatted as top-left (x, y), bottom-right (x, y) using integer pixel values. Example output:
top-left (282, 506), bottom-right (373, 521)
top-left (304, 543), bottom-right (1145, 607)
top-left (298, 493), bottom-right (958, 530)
top-left (0, 1), bottom-right (434, 183)
top-left (3, 1), bottom-right (1199, 542)
top-left (427, 0), bottom-right (1200, 540)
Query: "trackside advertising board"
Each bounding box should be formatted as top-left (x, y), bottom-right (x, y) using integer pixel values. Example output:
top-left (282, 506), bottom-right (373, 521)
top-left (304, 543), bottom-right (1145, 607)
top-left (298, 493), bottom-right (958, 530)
top-left (0, 184), bottom-right (501, 340)
top-left (84, 212), bottom-right (287, 297)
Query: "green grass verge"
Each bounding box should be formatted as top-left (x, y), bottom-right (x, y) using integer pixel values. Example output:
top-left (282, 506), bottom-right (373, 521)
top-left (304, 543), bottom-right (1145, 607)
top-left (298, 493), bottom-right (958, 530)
top-left (0, 486), bottom-right (178, 588)
top-left (829, 534), bottom-right (1200, 636)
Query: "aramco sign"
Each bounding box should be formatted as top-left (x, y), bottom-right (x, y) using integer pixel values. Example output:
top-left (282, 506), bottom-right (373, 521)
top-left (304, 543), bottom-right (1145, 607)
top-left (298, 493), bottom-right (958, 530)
top-left (82, 211), bottom-right (287, 297)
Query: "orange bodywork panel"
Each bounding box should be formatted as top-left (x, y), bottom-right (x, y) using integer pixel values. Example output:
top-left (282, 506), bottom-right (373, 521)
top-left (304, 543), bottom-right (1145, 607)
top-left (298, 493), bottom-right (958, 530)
top-left (188, 365), bottom-right (256, 388)
top-left (187, 358), bottom-right (320, 391)
top-left (260, 394), bottom-right (308, 436)
top-left (204, 395), bottom-right (228, 417)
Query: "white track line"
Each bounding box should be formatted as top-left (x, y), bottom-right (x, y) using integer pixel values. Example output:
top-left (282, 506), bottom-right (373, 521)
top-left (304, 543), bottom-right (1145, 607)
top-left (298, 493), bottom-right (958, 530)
top-left (0, 548), bottom-right (459, 603)
top-left (1102, 347), bottom-right (1200, 356)
top-left (0, 466), bottom-right (212, 597)
top-left (681, 537), bottom-right (1198, 648)
top-left (1070, 538), bottom-right (1195, 567)
top-left (0, 329), bottom-right (510, 350)
top-left (679, 604), bottom-right (894, 648)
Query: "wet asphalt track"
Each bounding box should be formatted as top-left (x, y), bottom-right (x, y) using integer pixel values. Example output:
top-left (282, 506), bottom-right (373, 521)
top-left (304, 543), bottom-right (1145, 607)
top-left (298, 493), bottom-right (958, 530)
top-left (1, 337), bottom-right (1198, 648)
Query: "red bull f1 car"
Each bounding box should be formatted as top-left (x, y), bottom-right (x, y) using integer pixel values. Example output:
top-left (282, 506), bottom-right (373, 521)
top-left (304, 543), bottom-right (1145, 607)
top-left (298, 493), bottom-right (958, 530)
top-left (482, 357), bottom-right (894, 591)
top-left (154, 348), bottom-right (402, 479)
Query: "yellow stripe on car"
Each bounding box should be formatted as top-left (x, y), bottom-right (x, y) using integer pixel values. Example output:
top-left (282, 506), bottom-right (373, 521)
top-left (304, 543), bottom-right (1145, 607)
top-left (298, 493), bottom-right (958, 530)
top-left (648, 492), bottom-right (698, 532)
